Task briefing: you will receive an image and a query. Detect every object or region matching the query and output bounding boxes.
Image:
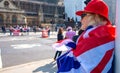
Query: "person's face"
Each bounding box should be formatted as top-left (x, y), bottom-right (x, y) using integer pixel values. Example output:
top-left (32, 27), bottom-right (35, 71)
top-left (80, 13), bottom-right (92, 30)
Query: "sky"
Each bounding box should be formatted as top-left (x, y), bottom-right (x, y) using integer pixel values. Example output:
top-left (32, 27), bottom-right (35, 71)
top-left (64, 0), bottom-right (86, 21)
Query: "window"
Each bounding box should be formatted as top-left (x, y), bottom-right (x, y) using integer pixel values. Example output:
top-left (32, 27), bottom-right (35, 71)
top-left (4, 1), bottom-right (9, 8)
top-left (12, 15), bottom-right (17, 23)
top-left (0, 14), bottom-right (3, 24)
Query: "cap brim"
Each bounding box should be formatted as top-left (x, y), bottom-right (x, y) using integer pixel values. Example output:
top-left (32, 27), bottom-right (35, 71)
top-left (76, 10), bottom-right (92, 16)
top-left (76, 10), bottom-right (111, 24)
top-left (76, 11), bottom-right (85, 16)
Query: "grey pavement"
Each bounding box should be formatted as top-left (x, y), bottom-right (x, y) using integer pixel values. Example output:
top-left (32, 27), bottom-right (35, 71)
top-left (0, 59), bottom-right (57, 73)
top-left (0, 32), bottom-right (58, 73)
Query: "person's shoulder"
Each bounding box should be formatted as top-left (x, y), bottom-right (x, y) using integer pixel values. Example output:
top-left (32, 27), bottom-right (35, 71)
top-left (88, 25), bottom-right (115, 38)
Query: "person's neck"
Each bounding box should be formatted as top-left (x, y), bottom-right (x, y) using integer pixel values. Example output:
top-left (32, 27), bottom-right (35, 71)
top-left (88, 21), bottom-right (107, 27)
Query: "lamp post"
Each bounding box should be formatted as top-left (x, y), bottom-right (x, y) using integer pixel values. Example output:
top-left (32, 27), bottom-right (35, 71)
top-left (50, 19), bottom-right (54, 34)
top-left (53, 6), bottom-right (58, 33)
top-left (54, 14), bottom-right (58, 24)
top-left (84, 0), bottom-right (91, 5)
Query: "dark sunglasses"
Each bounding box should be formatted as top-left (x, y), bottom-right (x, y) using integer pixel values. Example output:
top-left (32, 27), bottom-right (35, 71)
top-left (81, 13), bottom-right (87, 19)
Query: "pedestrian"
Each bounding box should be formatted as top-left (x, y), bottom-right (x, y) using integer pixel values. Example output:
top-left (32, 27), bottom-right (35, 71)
top-left (57, 0), bottom-right (115, 73)
top-left (9, 25), bottom-right (14, 36)
top-left (72, 28), bottom-right (84, 43)
top-left (65, 26), bottom-right (76, 40)
top-left (33, 26), bottom-right (37, 33)
top-left (1, 25), bottom-right (6, 34)
top-left (46, 26), bottom-right (51, 37)
top-left (53, 27), bottom-right (64, 61)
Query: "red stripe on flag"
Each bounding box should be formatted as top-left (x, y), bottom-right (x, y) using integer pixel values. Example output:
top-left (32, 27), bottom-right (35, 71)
top-left (91, 49), bottom-right (114, 73)
top-left (73, 35), bottom-right (114, 57)
top-left (73, 25), bottom-right (115, 57)
top-left (56, 40), bottom-right (63, 43)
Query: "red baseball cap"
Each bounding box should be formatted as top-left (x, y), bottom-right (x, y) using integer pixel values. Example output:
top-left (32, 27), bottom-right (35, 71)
top-left (76, 0), bottom-right (110, 22)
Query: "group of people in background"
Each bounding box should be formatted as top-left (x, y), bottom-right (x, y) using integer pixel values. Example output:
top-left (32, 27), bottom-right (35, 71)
top-left (9, 25), bottom-right (31, 36)
top-left (0, 25), bottom-right (52, 36)
top-left (1, 25), bottom-right (31, 36)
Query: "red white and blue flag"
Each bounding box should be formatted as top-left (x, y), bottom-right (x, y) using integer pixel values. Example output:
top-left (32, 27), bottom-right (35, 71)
top-left (52, 39), bottom-right (76, 51)
top-left (57, 25), bottom-right (115, 73)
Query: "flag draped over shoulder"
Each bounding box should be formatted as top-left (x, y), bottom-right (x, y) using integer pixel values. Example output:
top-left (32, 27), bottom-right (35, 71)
top-left (57, 25), bottom-right (115, 73)
top-left (52, 39), bottom-right (76, 51)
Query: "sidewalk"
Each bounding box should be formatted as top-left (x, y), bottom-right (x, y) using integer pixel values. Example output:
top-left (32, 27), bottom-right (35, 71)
top-left (0, 59), bottom-right (57, 73)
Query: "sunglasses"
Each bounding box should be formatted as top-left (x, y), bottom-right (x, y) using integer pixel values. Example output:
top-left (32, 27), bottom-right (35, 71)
top-left (81, 14), bottom-right (87, 19)
top-left (81, 13), bottom-right (92, 19)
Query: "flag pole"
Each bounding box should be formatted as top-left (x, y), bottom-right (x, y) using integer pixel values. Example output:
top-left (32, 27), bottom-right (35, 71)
top-left (115, 0), bottom-right (120, 73)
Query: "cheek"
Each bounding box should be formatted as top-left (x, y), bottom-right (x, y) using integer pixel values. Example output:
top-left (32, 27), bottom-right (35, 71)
top-left (80, 20), bottom-right (87, 30)
top-left (81, 17), bottom-right (91, 25)
top-left (80, 17), bottom-right (91, 29)
top-left (81, 18), bottom-right (87, 26)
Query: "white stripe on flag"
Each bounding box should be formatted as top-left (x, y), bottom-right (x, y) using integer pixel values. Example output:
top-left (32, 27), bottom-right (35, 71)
top-left (83, 27), bottom-right (96, 39)
top-left (76, 41), bottom-right (114, 73)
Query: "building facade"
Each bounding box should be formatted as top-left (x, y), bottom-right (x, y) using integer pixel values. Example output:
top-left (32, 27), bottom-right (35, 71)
top-left (0, 0), bottom-right (65, 27)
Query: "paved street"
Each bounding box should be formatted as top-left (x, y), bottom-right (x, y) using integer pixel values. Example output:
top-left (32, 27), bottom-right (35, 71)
top-left (0, 32), bottom-right (57, 68)
top-left (0, 58), bottom-right (57, 73)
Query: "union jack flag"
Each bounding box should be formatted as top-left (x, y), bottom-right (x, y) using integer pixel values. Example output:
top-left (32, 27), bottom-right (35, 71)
top-left (52, 39), bottom-right (76, 51)
top-left (57, 25), bottom-right (115, 73)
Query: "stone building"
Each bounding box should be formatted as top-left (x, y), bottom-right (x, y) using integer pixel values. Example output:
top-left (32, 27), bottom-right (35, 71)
top-left (0, 0), bottom-right (65, 27)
